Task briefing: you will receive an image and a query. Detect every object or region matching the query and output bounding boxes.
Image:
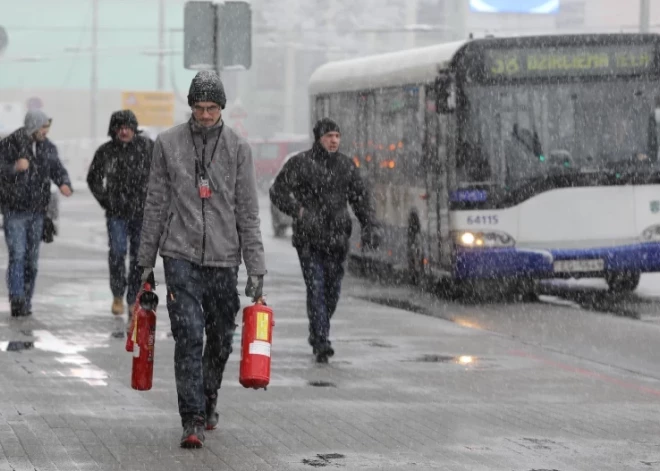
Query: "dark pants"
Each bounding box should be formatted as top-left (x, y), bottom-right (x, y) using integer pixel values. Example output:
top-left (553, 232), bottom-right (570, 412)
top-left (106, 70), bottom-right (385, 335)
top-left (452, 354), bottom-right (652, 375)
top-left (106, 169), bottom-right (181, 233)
top-left (297, 247), bottom-right (345, 349)
top-left (3, 212), bottom-right (44, 310)
top-left (163, 257), bottom-right (240, 425)
top-left (107, 217), bottom-right (142, 306)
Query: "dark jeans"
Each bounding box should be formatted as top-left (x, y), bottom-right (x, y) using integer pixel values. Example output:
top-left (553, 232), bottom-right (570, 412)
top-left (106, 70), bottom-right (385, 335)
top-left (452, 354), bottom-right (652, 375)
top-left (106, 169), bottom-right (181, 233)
top-left (163, 257), bottom-right (240, 425)
top-left (3, 212), bottom-right (44, 310)
top-left (297, 247), bottom-right (345, 348)
top-left (107, 217), bottom-right (142, 306)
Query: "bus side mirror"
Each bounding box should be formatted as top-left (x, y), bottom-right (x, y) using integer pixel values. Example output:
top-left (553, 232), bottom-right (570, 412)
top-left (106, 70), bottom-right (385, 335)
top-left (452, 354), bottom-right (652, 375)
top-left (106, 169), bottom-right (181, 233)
top-left (436, 75), bottom-right (456, 114)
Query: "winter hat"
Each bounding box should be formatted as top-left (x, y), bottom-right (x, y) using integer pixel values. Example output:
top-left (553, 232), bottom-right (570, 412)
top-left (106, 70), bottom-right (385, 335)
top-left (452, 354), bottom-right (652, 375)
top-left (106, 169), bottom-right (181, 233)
top-left (313, 118), bottom-right (340, 141)
top-left (107, 110), bottom-right (139, 137)
top-left (187, 70), bottom-right (227, 109)
top-left (24, 110), bottom-right (51, 135)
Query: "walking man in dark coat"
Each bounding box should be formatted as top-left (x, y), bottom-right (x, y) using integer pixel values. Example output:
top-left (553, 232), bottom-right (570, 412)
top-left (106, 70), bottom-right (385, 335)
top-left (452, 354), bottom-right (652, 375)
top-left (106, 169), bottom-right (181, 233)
top-left (87, 110), bottom-right (154, 316)
top-left (270, 118), bottom-right (379, 363)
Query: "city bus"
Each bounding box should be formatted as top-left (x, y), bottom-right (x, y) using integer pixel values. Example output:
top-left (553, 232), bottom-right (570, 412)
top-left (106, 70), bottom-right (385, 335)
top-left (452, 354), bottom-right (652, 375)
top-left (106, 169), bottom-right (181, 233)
top-left (308, 34), bottom-right (660, 297)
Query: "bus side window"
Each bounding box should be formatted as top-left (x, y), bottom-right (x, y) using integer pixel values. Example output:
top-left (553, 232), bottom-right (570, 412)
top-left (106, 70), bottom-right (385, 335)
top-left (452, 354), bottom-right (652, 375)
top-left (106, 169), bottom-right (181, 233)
top-left (335, 93), bottom-right (360, 167)
top-left (372, 87), bottom-right (423, 186)
top-left (424, 87), bottom-right (439, 174)
top-left (315, 96), bottom-right (329, 121)
top-left (457, 93), bottom-right (492, 183)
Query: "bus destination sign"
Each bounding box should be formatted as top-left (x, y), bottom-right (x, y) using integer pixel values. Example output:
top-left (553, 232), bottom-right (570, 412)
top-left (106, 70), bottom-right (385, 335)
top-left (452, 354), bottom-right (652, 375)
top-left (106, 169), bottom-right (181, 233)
top-left (484, 45), bottom-right (656, 79)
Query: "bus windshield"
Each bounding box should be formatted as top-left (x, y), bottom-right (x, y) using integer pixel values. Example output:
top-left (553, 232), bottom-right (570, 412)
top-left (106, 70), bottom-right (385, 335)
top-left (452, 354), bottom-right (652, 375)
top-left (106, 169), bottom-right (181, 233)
top-left (457, 80), bottom-right (660, 189)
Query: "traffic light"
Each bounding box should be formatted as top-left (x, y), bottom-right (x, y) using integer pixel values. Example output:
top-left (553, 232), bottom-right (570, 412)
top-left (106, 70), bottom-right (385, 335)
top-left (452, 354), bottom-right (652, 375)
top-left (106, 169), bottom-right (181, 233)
top-left (183, 1), bottom-right (252, 71)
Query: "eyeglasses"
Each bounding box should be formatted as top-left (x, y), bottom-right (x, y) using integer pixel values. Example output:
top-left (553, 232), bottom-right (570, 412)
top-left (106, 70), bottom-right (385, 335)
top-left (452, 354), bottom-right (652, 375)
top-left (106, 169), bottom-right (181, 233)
top-left (192, 105), bottom-right (220, 114)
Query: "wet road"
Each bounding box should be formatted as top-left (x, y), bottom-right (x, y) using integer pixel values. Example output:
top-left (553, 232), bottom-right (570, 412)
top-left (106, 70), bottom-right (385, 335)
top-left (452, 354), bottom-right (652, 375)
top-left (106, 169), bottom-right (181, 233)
top-left (0, 190), bottom-right (659, 469)
top-left (347, 261), bottom-right (660, 383)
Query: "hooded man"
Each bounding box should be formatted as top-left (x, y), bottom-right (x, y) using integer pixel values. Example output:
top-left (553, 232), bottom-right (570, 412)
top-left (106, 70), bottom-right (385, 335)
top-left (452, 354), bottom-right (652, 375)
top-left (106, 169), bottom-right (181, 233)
top-left (0, 110), bottom-right (72, 317)
top-left (269, 117), bottom-right (380, 363)
top-left (137, 71), bottom-right (266, 449)
top-left (87, 110), bottom-right (154, 317)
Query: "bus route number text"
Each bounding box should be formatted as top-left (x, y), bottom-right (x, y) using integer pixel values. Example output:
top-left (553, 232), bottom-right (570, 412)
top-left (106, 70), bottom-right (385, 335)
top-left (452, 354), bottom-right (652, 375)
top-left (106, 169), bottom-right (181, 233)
top-left (467, 215), bottom-right (499, 225)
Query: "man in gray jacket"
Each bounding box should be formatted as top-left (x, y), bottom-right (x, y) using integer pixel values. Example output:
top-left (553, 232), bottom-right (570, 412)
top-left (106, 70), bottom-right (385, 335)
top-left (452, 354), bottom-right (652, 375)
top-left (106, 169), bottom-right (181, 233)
top-left (137, 71), bottom-right (266, 449)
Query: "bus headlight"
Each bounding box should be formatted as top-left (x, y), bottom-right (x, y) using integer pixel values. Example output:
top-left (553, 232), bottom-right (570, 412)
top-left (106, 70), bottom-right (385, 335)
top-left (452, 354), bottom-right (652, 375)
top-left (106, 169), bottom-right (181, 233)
top-left (453, 231), bottom-right (515, 248)
top-left (641, 224), bottom-right (660, 241)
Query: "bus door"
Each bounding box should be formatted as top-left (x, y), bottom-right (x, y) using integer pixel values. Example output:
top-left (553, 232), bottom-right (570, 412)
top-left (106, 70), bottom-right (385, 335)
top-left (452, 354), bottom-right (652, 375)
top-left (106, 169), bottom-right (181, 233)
top-left (431, 78), bottom-right (455, 271)
top-left (314, 96), bottom-right (330, 122)
top-left (357, 93), bottom-right (373, 182)
top-left (350, 92), bottom-right (377, 255)
top-left (424, 86), bottom-right (441, 268)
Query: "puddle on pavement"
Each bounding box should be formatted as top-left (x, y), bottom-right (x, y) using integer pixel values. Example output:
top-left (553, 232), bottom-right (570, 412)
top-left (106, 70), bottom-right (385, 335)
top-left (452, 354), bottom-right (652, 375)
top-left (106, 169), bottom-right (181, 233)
top-left (414, 354), bottom-right (455, 363)
top-left (0, 329), bottom-right (35, 352)
top-left (4, 341), bottom-right (35, 352)
top-left (307, 380), bottom-right (337, 388)
top-left (0, 329), bottom-right (110, 386)
top-left (402, 354), bottom-right (483, 368)
top-left (334, 338), bottom-right (396, 348)
top-left (302, 453), bottom-right (345, 467)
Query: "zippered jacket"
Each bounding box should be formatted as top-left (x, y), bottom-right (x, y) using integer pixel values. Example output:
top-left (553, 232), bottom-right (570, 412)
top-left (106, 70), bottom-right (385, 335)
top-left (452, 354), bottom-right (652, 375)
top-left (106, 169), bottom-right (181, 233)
top-left (137, 118), bottom-right (266, 276)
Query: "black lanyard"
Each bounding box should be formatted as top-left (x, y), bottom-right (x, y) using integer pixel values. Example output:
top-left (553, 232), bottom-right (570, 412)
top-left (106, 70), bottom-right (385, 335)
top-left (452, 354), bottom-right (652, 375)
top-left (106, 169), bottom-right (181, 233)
top-left (189, 122), bottom-right (223, 179)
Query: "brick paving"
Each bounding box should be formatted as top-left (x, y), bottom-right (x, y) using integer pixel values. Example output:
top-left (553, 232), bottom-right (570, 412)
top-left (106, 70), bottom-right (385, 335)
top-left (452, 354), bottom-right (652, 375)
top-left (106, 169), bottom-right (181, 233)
top-left (0, 192), bottom-right (657, 469)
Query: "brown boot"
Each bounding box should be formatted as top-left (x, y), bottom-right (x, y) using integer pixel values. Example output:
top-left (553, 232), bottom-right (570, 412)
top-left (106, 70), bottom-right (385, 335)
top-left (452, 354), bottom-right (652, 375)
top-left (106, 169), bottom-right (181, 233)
top-left (111, 297), bottom-right (124, 315)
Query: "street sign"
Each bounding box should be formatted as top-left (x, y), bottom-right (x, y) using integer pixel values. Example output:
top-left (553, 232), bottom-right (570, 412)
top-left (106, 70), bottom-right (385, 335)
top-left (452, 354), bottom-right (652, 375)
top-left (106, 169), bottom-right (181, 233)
top-left (183, 0), bottom-right (252, 71)
top-left (217, 2), bottom-right (252, 69)
top-left (184, 1), bottom-right (216, 70)
top-left (121, 91), bottom-right (175, 127)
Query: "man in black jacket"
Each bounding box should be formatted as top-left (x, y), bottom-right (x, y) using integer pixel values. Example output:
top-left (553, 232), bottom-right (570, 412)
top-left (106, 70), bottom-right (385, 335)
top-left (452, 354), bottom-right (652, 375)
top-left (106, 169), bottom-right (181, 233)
top-left (0, 110), bottom-right (73, 317)
top-left (270, 118), bottom-right (379, 363)
top-left (87, 110), bottom-right (154, 316)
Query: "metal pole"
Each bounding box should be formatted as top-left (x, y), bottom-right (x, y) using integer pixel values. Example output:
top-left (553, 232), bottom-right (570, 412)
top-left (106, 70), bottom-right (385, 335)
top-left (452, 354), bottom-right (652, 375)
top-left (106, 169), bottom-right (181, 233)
top-left (158, 0), bottom-right (166, 90)
top-left (640, 0), bottom-right (651, 33)
top-left (90, 0), bottom-right (99, 140)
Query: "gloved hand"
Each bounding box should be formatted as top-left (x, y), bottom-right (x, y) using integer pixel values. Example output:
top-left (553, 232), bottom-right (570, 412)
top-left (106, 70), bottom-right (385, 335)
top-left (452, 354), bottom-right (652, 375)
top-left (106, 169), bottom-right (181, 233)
top-left (361, 225), bottom-right (382, 250)
top-left (139, 267), bottom-right (156, 287)
top-left (245, 275), bottom-right (264, 302)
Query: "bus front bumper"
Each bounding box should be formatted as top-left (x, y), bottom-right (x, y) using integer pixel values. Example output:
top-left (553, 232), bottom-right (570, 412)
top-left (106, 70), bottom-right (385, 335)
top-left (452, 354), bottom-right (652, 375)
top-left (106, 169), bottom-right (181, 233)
top-left (453, 242), bottom-right (660, 280)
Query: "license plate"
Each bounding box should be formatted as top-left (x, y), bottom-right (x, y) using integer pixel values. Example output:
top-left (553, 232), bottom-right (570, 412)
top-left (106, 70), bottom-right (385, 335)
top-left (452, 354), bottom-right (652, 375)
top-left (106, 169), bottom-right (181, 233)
top-left (553, 259), bottom-right (604, 273)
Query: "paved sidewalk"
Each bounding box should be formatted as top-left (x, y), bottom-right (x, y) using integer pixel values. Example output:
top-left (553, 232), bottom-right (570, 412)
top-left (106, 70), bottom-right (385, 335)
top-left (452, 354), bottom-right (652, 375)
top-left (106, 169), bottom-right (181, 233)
top-left (0, 194), bottom-right (659, 470)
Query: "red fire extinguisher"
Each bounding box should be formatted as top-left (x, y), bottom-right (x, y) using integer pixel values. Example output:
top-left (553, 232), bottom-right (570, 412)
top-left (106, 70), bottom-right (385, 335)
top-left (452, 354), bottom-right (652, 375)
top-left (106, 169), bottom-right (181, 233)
top-left (126, 283), bottom-right (159, 391)
top-left (239, 298), bottom-right (275, 389)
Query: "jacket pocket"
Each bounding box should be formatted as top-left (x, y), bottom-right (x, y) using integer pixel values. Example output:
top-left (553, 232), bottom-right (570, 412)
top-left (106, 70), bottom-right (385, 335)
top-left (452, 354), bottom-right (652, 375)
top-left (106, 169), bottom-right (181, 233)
top-left (161, 212), bottom-right (174, 247)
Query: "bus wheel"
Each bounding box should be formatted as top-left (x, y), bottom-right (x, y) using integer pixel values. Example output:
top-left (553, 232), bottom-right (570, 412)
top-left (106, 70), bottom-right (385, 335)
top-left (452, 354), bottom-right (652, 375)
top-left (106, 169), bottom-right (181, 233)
top-left (507, 278), bottom-right (539, 303)
top-left (407, 224), bottom-right (424, 287)
top-left (605, 271), bottom-right (640, 293)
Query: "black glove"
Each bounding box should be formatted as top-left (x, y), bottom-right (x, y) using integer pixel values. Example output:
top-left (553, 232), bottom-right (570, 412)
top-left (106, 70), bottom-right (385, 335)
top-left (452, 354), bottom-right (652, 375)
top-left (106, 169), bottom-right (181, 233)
top-left (139, 267), bottom-right (156, 287)
top-left (361, 225), bottom-right (382, 250)
top-left (41, 217), bottom-right (57, 244)
top-left (245, 275), bottom-right (264, 302)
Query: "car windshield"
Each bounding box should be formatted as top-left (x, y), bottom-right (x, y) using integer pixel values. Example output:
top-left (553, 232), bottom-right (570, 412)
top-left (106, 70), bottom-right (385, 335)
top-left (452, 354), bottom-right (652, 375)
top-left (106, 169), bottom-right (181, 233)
top-left (457, 80), bottom-right (660, 189)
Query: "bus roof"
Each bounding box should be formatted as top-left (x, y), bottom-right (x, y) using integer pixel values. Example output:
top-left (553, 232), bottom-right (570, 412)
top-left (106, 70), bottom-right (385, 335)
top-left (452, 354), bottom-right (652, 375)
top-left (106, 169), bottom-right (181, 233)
top-left (309, 33), bottom-right (660, 95)
top-left (308, 40), bottom-right (468, 95)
